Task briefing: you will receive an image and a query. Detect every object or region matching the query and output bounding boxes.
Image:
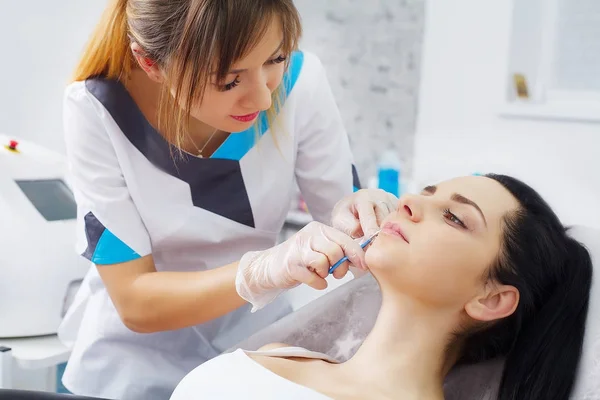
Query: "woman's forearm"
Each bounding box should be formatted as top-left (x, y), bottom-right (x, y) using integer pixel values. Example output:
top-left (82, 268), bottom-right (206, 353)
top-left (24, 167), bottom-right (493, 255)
top-left (122, 262), bottom-right (247, 333)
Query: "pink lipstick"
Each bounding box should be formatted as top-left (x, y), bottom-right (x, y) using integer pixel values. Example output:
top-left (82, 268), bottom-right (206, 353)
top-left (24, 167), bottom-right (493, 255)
top-left (230, 111), bottom-right (259, 123)
top-left (381, 222), bottom-right (409, 243)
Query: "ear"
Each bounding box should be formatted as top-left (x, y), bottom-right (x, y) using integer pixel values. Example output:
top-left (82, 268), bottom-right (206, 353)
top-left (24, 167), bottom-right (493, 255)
top-left (464, 284), bottom-right (519, 323)
top-left (130, 42), bottom-right (163, 83)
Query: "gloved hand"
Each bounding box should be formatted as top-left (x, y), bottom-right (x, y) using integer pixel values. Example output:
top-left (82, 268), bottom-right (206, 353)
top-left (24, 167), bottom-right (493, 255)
top-left (236, 221), bottom-right (367, 312)
top-left (331, 188), bottom-right (398, 239)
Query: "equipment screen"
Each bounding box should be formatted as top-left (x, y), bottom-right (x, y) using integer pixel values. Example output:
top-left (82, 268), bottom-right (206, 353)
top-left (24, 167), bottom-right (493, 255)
top-left (16, 179), bottom-right (77, 221)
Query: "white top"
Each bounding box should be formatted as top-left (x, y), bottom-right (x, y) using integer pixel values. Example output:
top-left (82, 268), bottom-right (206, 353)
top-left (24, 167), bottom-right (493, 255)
top-left (58, 51), bottom-right (360, 400)
top-left (170, 347), bottom-right (338, 399)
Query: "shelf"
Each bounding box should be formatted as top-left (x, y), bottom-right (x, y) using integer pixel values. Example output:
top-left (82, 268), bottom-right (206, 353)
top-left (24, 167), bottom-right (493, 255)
top-left (499, 102), bottom-right (600, 124)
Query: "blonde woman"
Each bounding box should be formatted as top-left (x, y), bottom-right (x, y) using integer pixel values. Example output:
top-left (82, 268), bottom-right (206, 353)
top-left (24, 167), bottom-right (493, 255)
top-left (59, 0), bottom-right (397, 399)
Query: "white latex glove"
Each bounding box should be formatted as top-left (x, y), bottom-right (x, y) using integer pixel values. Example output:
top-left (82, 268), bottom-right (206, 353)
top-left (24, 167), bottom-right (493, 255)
top-left (331, 188), bottom-right (399, 239)
top-left (236, 221), bottom-right (367, 312)
top-left (349, 265), bottom-right (369, 279)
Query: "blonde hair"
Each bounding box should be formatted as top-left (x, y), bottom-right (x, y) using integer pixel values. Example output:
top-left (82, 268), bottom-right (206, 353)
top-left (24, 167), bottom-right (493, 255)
top-left (73, 0), bottom-right (302, 150)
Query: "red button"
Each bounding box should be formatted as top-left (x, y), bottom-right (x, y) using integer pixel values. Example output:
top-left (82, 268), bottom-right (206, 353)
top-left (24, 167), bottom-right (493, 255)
top-left (8, 140), bottom-right (18, 150)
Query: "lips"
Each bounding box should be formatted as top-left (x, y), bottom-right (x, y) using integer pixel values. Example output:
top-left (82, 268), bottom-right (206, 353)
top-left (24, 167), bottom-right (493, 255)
top-left (230, 111), bottom-right (259, 122)
top-left (381, 222), bottom-right (409, 243)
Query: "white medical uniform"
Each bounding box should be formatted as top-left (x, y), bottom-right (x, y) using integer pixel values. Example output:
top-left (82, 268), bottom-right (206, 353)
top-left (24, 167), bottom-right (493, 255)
top-left (58, 51), bottom-right (360, 400)
top-left (170, 347), bottom-right (338, 399)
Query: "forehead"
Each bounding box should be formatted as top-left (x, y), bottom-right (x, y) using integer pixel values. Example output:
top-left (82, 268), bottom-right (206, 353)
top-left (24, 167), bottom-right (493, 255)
top-left (232, 17), bottom-right (283, 67)
top-left (435, 176), bottom-right (519, 225)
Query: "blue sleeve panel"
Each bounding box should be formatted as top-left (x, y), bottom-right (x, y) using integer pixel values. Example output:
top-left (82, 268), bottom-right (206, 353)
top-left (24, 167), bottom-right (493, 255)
top-left (81, 212), bottom-right (141, 265)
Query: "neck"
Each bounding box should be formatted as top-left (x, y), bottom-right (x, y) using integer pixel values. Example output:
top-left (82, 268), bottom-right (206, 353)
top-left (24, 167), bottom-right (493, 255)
top-left (124, 69), bottom-right (160, 127)
top-left (338, 291), bottom-right (460, 399)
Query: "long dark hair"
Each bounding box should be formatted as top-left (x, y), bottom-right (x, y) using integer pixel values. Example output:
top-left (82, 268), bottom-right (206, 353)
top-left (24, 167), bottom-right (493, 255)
top-left (457, 174), bottom-right (593, 400)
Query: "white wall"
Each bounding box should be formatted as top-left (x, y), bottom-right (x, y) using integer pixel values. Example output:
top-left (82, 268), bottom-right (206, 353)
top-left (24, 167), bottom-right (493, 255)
top-left (0, 0), bottom-right (425, 177)
top-left (293, 0), bottom-right (424, 181)
top-left (412, 0), bottom-right (600, 228)
top-left (0, 0), bottom-right (107, 154)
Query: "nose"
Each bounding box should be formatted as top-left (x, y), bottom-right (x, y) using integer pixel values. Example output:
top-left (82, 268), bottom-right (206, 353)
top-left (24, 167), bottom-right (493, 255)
top-left (398, 194), bottom-right (423, 222)
top-left (241, 73), bottom-right (272, 111)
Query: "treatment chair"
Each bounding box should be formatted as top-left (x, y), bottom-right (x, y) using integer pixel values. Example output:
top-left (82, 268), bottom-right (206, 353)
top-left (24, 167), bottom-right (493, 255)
top-left (0, 390), bottom-right (108, 400)
top-left (230, 225), bottom-right (600, 399)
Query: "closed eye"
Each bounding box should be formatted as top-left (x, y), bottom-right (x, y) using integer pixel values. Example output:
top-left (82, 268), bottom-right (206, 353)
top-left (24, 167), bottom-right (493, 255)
top-left (220, 76), bottom-right (240, 91)
top-left (443, 208), bottom-right (468, 229)
top-left (268, 55), bottom-right (287, 64)
top-left (218, 55), bottom-right (287, 92)
top-left (423, 184), bottom-right (486, 229)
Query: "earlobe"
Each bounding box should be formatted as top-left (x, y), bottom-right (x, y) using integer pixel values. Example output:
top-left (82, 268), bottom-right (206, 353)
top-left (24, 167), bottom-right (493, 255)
top-left (465, 285), bottom-right (519, 323)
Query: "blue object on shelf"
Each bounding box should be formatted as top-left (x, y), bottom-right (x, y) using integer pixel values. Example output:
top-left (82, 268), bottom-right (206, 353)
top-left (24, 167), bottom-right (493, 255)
top-left (377, 150), bottom-right (402, 197)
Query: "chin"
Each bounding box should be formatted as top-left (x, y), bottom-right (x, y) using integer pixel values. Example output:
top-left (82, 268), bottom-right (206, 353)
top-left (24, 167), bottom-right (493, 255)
top-left (225, 121), bottom-right (254, 133)
top-left (365, 239), bottom-right (408, 274)
top-left (193, 116), bottom-right (251, 135)
top-left (365, 242), bottom-right (388, 271)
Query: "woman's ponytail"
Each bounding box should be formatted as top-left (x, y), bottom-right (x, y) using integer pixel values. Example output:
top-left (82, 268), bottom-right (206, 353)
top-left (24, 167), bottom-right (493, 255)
top-left (72, 0), bottom-right (134, 82)
top-left (498, 236), bottom-right (592, 400)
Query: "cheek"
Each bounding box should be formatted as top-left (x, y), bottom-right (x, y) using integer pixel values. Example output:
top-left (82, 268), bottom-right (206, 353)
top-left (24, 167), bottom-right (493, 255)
top-left (411, 226), bottom-right (468, 262)
top-left (267, 64), bottom-right (285, 91)
top-left (410, 231), bottom-right (492, 303)
top-left (191, 90), bottom-right (238, 120)
top-left (367, 226), bottom-right (492, 307)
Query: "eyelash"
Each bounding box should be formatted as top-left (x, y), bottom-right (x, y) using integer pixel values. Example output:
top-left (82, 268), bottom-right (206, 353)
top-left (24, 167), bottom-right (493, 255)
top-left (222, 77), bottom-right (240, 91)
top-left (443, 208), bottom-right (468, 229)
top-left (220, 55), bottom-right (288, 92)
top-left (270, 55), bottom-right (288, 65)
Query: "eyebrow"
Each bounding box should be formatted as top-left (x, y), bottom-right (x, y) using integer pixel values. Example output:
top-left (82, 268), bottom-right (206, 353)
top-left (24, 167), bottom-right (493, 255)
top-left (423, 185), bottom-right (437, 194)
top-left (222, 42), bottom-right (284, 75)
top-left (422, 185), bottom-right (487, 226)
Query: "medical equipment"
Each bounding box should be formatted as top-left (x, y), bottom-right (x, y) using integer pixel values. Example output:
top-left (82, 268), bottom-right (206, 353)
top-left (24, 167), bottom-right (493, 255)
top-left (0, 134), bottom-right (89, 338)
top-left (328, 230), bottom-right (380, 274)
top-left (229, 225), bottom-right (600, 400)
